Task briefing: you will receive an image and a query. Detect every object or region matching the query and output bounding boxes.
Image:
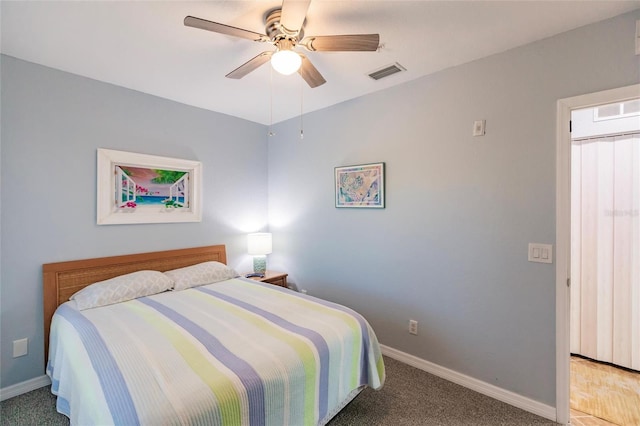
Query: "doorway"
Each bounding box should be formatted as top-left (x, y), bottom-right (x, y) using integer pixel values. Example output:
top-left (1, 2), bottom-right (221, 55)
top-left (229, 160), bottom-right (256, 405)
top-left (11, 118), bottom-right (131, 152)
top-left (569, 101), bottom-right (639, 425)
top-left (556, 84), bottom-right (640, 425)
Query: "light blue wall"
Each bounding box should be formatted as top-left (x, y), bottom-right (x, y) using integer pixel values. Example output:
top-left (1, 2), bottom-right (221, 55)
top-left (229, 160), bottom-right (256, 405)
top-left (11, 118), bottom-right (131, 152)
top-left (2, 9), bottom-right (639, 406)
top-left (267, 10), bottom-right (640, 406)
top-left (0, 56), bottom-right (268, 387)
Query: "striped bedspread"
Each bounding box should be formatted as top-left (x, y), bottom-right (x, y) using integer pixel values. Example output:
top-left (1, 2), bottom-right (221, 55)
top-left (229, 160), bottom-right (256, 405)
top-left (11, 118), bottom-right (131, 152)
top-left (47, 278), bottom-right (385, 425)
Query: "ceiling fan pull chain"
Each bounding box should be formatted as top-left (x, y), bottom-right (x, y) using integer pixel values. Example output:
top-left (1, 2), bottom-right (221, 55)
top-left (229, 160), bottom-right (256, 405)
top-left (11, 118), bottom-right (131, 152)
top-left (300, 76), bottom-right (304, 140)
top-left (269, 66), bottom-right (275, 137)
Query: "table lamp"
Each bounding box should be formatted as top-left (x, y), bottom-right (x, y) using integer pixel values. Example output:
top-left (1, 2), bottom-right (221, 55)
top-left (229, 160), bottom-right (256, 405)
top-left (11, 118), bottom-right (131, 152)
top-left (247, 233), bottom-right (272, 274)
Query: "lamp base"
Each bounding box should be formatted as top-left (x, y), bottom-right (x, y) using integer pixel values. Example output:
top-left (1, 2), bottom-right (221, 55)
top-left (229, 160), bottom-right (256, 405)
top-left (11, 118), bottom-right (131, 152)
top-left (253, 256), bottom-right (267, 274)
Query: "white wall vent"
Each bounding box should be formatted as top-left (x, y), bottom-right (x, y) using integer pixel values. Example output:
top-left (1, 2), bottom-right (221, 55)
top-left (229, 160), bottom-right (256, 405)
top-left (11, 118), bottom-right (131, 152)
top-left (368, 63), bottom-right (406, 80)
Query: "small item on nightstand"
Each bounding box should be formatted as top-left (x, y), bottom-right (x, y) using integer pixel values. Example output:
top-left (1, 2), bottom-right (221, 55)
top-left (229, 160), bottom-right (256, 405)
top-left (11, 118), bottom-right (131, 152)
top-left (245, 273), bottom-right (265, 278)
top-left (246, 271), bottom-right (288, 288)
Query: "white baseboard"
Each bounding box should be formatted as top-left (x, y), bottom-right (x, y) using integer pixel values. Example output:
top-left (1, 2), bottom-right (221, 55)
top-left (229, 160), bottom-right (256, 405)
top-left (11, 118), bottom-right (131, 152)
top-left (0, 375), bottom-right (51, 402)
top-left (380, 344), bottom-right (557, 422)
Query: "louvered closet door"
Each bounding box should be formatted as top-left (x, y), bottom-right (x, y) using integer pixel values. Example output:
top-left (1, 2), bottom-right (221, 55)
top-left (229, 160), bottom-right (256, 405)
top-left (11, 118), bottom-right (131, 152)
top-left (570, 133), bottom-right (640, 371)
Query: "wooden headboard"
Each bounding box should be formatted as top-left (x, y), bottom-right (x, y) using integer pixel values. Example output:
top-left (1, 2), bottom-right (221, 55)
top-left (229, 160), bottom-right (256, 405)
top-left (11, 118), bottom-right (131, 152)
top-left (42, 245), bottom-right (227, 365)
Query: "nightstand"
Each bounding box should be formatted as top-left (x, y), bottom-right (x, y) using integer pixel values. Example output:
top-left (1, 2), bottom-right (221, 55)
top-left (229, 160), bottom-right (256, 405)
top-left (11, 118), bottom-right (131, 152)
top-left (245, 271), bottom-right (288, 288)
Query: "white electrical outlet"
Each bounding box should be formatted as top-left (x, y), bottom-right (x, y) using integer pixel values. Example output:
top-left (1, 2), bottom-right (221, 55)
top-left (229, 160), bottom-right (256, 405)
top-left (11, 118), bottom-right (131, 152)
top-left (408, 320), bottom-right (418, 335)
top-left (13, 338), bottom-right (28, 358)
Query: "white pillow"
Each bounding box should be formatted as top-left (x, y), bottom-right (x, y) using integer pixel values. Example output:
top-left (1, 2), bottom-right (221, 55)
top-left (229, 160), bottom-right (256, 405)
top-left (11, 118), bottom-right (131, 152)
top-left (165, 261), bottom-right (238, 291)
top-left (70, 270), bottom-right (174, 310)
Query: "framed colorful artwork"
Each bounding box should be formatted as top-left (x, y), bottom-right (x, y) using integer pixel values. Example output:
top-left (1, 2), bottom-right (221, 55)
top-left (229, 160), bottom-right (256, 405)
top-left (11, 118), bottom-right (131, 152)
top-left (96, 149), bottom-right (202, 225)
top-left (335, 162), bottom-right (385, 208)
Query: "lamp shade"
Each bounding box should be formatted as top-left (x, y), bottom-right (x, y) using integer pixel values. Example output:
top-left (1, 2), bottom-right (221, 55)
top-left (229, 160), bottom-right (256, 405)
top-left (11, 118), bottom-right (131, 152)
top-left (271, 50), bottom-right (302, 75)
top-left (247, 233), bottom-right (273, 256)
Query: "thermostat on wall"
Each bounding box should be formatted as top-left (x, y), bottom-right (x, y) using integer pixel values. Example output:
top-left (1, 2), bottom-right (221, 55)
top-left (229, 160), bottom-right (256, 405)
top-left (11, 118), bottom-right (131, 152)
top-left (473, 120), bottom-right (486, 136)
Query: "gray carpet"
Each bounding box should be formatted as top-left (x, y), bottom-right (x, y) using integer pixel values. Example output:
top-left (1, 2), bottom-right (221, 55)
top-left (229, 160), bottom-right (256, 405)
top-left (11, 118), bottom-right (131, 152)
top-left (1, 356), bottom-right (558, 425)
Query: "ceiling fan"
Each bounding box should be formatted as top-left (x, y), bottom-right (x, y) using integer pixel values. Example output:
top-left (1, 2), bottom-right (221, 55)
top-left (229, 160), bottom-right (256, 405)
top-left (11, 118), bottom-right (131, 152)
top-left (184, 0), bottom-right (380, 88)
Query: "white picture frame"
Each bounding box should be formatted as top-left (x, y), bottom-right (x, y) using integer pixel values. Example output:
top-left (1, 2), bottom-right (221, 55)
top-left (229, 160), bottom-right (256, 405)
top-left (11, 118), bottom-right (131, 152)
top-left (335, 162), bottom-right (385, 208)
top-left (97, 149), bottom-right (202, 225)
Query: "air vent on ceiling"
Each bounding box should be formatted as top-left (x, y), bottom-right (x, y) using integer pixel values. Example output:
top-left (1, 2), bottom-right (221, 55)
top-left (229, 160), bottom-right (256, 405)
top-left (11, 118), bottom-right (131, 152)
top-left (368, 63), bottom-right (406, 81)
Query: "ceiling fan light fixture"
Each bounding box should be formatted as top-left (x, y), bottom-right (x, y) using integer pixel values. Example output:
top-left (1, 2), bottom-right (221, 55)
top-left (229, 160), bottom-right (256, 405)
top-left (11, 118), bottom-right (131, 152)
top-left (271, 49), bottom-right (302, 75)
top-left (186, 1), bottom-right (380, 88)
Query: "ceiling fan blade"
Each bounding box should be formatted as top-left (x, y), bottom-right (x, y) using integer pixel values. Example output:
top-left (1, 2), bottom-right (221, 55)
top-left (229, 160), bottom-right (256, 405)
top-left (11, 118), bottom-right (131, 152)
top-left (298, 55), bottom-right (326, 88)
top-left (302, 34), bottom-right (380, 52)
top-left (184, 16), bottom-right (268, 42)
top-left (279, 0), bottom-right (311, 35)
top-left (226, 52), bottom-right (273, 79)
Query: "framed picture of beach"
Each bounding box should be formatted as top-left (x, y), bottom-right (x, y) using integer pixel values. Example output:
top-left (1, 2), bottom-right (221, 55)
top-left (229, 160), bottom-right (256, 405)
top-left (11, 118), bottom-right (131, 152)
top-left (335, 162), bottom-right (385, 208)
top-left (96, 149), bottom-right (202, 225)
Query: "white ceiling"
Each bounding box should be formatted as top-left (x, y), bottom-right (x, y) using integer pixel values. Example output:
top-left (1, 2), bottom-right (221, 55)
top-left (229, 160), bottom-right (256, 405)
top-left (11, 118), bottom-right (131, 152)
top-left (2, 1), bottom-right (639, 125)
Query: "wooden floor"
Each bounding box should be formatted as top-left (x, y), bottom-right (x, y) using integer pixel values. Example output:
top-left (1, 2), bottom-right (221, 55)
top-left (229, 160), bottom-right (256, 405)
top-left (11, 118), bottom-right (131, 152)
top-left (571, 408), bottom-right (618, 426)
top-left (570, 356), bottom-right (640, 426)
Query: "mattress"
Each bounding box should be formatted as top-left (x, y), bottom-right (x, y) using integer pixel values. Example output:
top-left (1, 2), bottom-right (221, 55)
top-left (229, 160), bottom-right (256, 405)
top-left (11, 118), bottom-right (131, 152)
top-left (47, 278), bottom-right (385, 425)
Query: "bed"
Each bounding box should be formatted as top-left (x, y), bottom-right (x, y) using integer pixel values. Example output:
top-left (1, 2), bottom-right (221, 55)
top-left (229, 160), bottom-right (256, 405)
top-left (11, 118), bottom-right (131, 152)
top-left (43, 245), bottom-right (385, 425)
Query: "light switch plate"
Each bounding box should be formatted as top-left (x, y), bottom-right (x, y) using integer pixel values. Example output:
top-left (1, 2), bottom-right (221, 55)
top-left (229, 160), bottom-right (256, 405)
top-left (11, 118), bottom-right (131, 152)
top-left (528, 243), bottom-right (553, 264)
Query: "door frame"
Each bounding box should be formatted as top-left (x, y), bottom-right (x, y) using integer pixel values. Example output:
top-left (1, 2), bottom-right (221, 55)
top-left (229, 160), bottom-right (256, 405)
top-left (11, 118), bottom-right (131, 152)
top-left (555, 83), bottom-right (640, 425)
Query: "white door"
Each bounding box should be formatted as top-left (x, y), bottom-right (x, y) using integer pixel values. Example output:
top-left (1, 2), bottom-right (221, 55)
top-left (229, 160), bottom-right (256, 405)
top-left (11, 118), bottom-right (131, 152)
top-left (570, 102), bottom-right (640, 370)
